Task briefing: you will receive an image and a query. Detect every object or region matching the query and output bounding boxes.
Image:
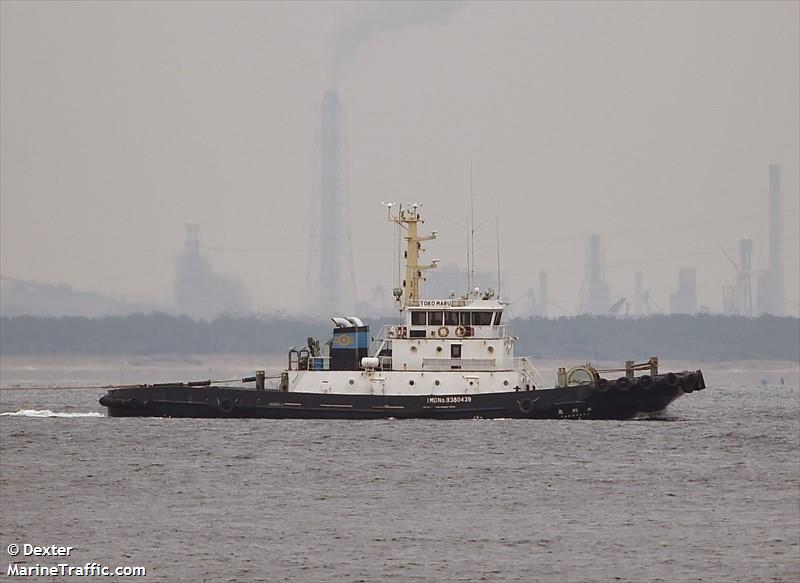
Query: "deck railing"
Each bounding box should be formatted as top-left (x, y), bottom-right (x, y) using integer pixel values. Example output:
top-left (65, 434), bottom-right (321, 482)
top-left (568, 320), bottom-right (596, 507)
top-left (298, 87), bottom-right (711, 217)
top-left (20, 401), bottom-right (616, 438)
top-left (288, 356), bottom-right (332, 371)
top-left (295, 354), bottom-right (543, 386)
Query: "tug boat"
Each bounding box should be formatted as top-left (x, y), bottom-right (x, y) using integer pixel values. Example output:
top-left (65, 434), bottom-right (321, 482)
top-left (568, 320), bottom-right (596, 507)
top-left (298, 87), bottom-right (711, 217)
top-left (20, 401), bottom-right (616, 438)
top-left (100, 204), bottom-right (705, 419)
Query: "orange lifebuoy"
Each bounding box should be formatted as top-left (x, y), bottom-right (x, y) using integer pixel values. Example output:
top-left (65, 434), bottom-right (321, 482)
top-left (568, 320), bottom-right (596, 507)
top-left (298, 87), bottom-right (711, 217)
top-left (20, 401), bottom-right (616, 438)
top-left (455, 325), bottom-right (466, 337)
top-left (437, 326), bottom-right (449, 338)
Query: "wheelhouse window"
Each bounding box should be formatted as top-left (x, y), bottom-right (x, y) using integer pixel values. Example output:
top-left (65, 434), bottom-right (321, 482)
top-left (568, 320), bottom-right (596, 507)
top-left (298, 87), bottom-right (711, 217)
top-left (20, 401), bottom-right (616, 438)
top-left (493, 311), bottom-right (502, 325)
top-left (459, 311), bottom-right (472, 326)
top-left (472, 311), bottom-right (493, 326)
top-left (411, 311), bottom-right (426, 326)
top-left (428, 311), bottom-right (443, 326)
top-left (444, 310), bottom-right (459, 326)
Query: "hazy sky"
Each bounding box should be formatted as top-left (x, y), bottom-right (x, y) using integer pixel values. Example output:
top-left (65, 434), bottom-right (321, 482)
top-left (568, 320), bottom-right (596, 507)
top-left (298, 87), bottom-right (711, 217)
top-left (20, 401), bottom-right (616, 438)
top-left (2, 1), bottom-right (798, 316)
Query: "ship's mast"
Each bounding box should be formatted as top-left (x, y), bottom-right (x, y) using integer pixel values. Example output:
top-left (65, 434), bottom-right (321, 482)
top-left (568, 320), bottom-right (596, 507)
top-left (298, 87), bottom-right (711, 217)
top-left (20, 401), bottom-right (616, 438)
top-left (387, 203), bottom-right (438, 307)
top-left (469, 165), bottom-right (475, 292)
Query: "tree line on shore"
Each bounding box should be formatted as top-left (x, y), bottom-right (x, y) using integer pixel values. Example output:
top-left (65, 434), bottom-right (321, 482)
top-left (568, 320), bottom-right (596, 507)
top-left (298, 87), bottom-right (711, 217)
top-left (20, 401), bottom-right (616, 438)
top-left (0, 313), bottom-right (797, 361)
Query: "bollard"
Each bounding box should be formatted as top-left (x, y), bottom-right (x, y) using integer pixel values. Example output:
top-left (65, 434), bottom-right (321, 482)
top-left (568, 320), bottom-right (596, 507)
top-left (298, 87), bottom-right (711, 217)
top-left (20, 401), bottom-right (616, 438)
top-left (557, 367), bottom-right (567, 388)
top-left (256, 370), bottom-right (265, 391)
top-left (626, 360), bottom-right (634, 379)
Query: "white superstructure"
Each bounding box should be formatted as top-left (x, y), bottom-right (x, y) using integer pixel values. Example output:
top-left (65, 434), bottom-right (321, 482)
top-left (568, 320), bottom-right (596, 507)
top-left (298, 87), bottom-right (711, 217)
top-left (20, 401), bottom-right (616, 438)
top-left (282, 204), bottom-right (543, 396)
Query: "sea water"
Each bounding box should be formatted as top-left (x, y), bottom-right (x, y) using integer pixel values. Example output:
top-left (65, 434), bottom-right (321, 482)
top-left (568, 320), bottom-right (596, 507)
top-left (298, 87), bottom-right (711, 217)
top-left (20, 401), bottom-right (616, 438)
top-left (0, 360), bottom-right (797, 582)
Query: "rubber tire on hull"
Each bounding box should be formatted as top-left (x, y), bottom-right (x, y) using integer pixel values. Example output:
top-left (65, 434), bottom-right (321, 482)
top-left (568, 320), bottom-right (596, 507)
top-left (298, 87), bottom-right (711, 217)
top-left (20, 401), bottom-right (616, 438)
top-left (518, 398), bottom-right (535, 414)
top-left (100, 379), bottom-right (693, 420)
top-left (219, 399), bottom-right (236, 414)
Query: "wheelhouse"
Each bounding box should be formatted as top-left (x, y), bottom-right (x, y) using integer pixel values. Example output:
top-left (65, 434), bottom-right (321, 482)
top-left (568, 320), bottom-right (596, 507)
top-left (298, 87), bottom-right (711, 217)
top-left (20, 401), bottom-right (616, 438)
top-left (405, 300), bottom-right (505, 339)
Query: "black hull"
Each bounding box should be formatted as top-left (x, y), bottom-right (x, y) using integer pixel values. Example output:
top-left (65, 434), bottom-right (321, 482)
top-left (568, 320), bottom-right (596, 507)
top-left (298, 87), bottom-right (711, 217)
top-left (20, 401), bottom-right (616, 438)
top-left (99, 370), bottom-right (705, 420)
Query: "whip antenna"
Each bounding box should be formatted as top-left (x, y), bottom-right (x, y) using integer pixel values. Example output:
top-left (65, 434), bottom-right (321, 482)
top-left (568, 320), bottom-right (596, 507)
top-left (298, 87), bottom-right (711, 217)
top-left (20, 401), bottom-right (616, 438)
top-left (496, 214), bottom-right (501, 297)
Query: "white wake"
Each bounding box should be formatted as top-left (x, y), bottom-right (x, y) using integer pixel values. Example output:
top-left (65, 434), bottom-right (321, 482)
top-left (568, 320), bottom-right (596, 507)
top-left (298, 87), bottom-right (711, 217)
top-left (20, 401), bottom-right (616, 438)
top-left (0, 409), bottom-right (103, 418)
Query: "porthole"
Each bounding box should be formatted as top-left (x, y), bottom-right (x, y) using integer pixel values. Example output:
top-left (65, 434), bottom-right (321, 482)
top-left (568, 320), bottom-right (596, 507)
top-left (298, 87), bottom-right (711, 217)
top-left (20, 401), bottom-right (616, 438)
top-left (469, 381), bottom-right (474, 386)
top-left (434, 380), bottom-right (440, 386)
top-left (503, 380), bottom-right (509, 386)
top-left (349, 379), bottom-right (355, 385)
top-left (409, 380), bottom-right (415, 386)
top-left (436, 346), bottom-right (443, 353)
top-left (488, 346), bottom-right (494, 354)
top-left (411, 346), bottom-right (417, 353)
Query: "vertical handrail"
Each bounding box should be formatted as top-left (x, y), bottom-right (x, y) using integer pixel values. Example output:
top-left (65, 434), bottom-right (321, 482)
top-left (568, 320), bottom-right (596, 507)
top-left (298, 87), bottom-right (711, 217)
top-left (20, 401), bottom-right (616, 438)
top-left (368, 325), bottom-right (395, 357)
top-left (518, 357), bottom-right (545, 388)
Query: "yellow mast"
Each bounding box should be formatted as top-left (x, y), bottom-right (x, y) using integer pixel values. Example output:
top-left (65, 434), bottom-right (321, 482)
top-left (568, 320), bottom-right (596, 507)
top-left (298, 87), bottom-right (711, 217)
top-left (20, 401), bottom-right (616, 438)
top-left (388, 203), bottom-right (438, 306)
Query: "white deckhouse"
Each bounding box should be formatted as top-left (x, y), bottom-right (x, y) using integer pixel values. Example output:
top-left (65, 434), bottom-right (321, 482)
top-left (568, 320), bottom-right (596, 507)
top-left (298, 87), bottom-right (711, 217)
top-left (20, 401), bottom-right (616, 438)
top-left (283, 204), bottom-right (543, 396)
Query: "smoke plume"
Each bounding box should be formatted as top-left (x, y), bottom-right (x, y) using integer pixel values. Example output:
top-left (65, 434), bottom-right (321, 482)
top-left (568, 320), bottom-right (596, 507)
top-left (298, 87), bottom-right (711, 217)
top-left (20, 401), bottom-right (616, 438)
top-left (329, 1), bottom-right (466, 85)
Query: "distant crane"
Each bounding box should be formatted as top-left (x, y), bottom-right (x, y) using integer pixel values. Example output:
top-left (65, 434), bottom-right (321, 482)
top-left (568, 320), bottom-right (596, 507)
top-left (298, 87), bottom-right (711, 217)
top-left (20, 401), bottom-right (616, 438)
top-left (609, 297), bottom-right (628, 316)
top-left (643, 292), bottom-right (663, 315)
top-left (508, 290), bottom-right (573, 317)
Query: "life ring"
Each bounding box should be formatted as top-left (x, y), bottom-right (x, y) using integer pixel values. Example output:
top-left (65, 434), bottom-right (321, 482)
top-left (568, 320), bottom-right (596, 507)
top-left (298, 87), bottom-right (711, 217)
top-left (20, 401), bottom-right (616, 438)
top-left (218, 398), bottom-right (236, 414)
top-left (596, 378), bottom-right (610, 393)
top-left (615, 377), bottom-right (631, 391)
top-left (664, 372), bottom-right (680, 388)
top-left (437, 326), bottom-right (450, 338)
top-left (455, 325), bottom-right (466, 338)
top-left (636, 375), bottom-right (654, 390)
top-left (518, 398), bottom-right (535, 414)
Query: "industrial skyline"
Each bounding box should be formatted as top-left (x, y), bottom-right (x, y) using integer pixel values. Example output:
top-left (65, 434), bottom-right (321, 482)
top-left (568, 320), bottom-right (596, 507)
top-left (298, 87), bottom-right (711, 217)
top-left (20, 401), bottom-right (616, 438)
top-left (0, 162), bottom-right (793, 320)
top-left (1, 2), bottom-right (798, 318)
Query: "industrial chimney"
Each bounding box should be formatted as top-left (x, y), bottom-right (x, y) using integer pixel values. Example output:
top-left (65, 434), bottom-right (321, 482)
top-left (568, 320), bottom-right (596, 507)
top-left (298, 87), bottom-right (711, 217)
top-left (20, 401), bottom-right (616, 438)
top-left (756, 164), bottom-right (784, 315)
top-left (308, 90), bottom-right (355, 314)
top-left (579, 234), bottom-right (611, 315)
top-left (538, 271), bottom-right (548, 318)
